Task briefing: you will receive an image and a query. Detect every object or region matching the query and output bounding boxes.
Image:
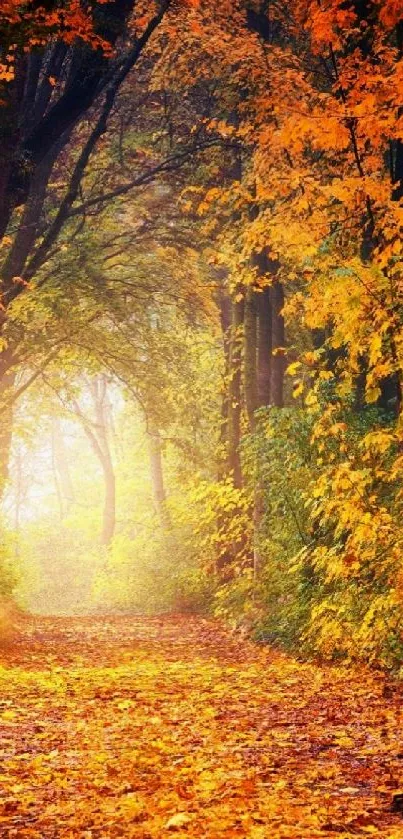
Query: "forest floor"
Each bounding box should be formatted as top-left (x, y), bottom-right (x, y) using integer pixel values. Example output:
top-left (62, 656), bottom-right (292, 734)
top-left (0, 618), bottom-right (403, 838)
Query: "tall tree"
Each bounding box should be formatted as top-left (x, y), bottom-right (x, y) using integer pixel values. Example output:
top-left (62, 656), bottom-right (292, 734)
top-left (72, 376), bottom-right (116, 546)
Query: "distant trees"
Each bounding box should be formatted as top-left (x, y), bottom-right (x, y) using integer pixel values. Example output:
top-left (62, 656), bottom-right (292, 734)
top-left (72, 376), bottom-right (116, 546)
top-left (1, 0), bottom-right (403, 662)
top-left (0, 0), bottom-right (199, 490)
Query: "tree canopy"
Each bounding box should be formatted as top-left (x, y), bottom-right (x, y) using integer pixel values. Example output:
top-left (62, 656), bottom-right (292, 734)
top-left (0, 0), bottom-right (402, 669)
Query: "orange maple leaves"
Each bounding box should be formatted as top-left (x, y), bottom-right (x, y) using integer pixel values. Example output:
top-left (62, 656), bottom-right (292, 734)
top-left (0, 0), bottom-right (114, 78)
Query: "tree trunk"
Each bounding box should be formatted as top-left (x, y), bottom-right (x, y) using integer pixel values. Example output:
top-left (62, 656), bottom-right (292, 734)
top-left (0, 348), bottom-right (16, 495)
top-left (254, 260), bottom-right (280, 577)
top-left (51, 429), bottom-right (64, 522)
top-left (0, 0), bottom-right (160, 236)
top-left (148, 422), bottom-right (170, 528)
top-left (51, 418), bottom-right (75, 518)
top-left (100, 453), bottom-right (116, 547)
top-left (2, 145), bottom-right (61, 295)
top-left (228, 293), bottom-right (244, 488)
top-left (73, 377), bottom-right (116, 546)
top-left (244, 286), bottom-right (258, 431)
top-left (257, 286), bottom-right (272, 407)
top-left (0, 150), bottom-right (13, 242)
top-left (271, 279), bottom-right (286, 408)
top-left (91, 378), bottom-right (116, 547)
top-left (218, 288), bottom-right (232, 466)
top-left (14, 446), bottom-right (23, 535)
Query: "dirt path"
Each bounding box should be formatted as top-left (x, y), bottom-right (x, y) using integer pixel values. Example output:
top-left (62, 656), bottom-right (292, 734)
top-left (0, 616), bottom-right (402, 838)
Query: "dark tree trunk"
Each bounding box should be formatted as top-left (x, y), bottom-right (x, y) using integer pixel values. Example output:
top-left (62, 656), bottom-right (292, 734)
top-left (254, 251), bottom-right (276, 409)
top-left (257, 286), bottom-right (272, 407)
top-left (0, 0), bottom-right (152, 235)
top-left (1, 144), bottom-right (62, 294)
top-left (270, 279), bottom-right (285, 408)
top-left (0, 152), bottom-right (13, 243)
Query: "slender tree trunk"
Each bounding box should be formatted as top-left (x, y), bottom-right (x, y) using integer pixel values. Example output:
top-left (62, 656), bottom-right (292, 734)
top-left (227, 294), bottom-right (244, 488)
top-left (216, 293), bottom-right (246, 577)
top-left (244, 286), bottom-right (258, 431)
top-left (0, 145), bottom-right (62, 403)
top-left (0, 346), bottom-right (16, 495)
top-left (0, 151), bottom-right (13, 242)
top-left (100, 453), bottom-right (116, 546)
top-left (51, 418), bottom-right (75, 517)
top-left (218, 288), bottom-right (232, 469)
top-left (51, 432), bottom-right (64, 522)
top-left (12, 445), bottom-right (24, 562)
top-left (92, 379), bottom-right (116, 547)
top-left (14, 447), bottom-right (23, 534)
top-left (148, 421), bottom-right (170, 528)
top-left (257, 286), bottom-right (272, 407)
top-left (253, 257), bottom-right (274, 577)
top-left (73, 377), bottom-right (116, 546)
top-left (271, 279), bottom-right (286, 408)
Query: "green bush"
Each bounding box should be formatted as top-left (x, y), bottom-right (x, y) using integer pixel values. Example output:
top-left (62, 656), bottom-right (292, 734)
top-left (239, 408), bottom-right (318, 648)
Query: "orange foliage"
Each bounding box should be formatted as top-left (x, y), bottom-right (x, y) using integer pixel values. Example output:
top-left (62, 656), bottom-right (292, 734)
top-left (0, 617), bottom-right (403, 837)
top-left (0, 0), bottom-right (118, 81)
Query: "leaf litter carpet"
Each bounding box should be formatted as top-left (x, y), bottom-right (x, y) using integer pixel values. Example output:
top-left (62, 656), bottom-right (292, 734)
top-left (0, 616), bottom-right (403, 837)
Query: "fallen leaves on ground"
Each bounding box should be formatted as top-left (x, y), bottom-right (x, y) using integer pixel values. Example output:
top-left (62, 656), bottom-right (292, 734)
top-left (0, 616), bottom-right (402, 837)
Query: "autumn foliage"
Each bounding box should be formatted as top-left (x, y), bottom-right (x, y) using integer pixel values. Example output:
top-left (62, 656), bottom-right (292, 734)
top-left (0, 0), bottom-right (402, 674)
top-left (0, 616), bottom-right (403, 838)
top-left (1, 2), bottom-right (403, 835)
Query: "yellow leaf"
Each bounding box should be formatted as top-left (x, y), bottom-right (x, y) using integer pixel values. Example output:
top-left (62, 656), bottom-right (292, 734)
top-left (286, 361), bottom-right (301, 376)
top-left (165, 813), bottom-right (191, 829)
top-left (1, 709), bottom-right (16, 721)
top-left (117, 699), bottom-right (133, 711)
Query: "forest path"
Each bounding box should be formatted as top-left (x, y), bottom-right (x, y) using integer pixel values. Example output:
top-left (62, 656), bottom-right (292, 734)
top-left (0, 616), bottom-right (402, 838)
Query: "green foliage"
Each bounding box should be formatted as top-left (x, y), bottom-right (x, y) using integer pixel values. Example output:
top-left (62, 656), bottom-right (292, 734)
top-left (173, 475), bottom-right (252, 573)
top-left (0, 526), bottom-right (23, 639)
top-left (224, 400), bottom-right (403, 668)
top-left (0, 527), bottom-right (19, 601)
top-left (213, 570), bottom-right (259, 629)
top-left (239, 408), bottom-right (318, 647)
